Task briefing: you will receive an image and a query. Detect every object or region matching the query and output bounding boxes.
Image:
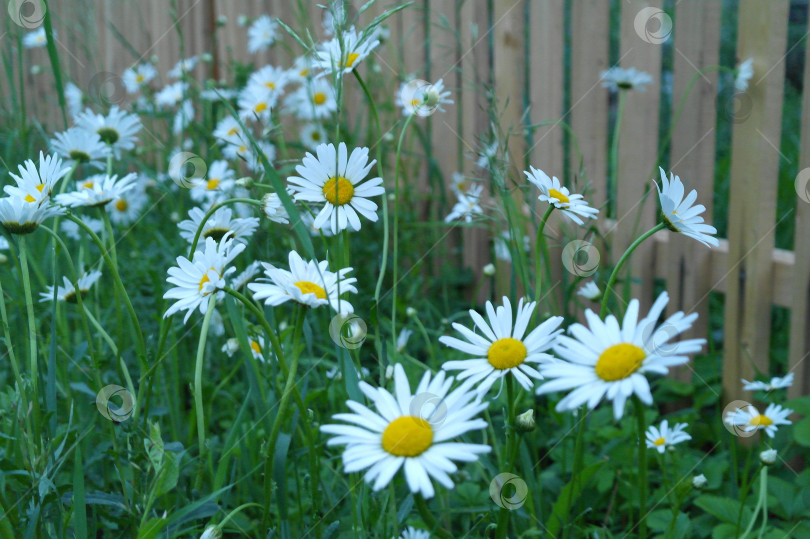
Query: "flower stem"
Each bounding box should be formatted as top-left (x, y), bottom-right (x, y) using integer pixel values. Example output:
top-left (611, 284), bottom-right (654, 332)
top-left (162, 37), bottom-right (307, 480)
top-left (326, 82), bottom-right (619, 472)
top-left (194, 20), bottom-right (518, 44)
top-left (609, 90), bottom-right (627, 216)
top-left (600, 222), bottom-right (666, 317)
top-left (739, 466), bottom-right (768, 539)
top-left (194, 295), bottom-right (217, 472)
top-left (495, 375), bottom-right (518, 539)
top-left (391, 114), bottom-right (415, 360)
top-left (18, 236), bottom-right (42, 435)
top-left (634, 398), bottom-right (648, 539)
top-left (533, 205), bottom-right (555, 318)
top-left (414, 495), bottom-right (453, 539)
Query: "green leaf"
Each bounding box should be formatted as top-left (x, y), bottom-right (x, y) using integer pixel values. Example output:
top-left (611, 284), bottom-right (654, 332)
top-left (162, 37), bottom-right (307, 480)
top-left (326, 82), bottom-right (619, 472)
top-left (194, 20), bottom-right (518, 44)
top-left (136, 518), bottom-right (168, 539)
top-left (695, 495), bottom-right (750, 525)
top-left (546, 461), bottom-right (604, 536)
top-left (711, 523), bottom-right (738, 539)
top-left (793, 416), bottom-right (810, 447)
top-left (154, 452), bottom-right (179, 497)
top-left (786, 396), bottom-right (810, 416)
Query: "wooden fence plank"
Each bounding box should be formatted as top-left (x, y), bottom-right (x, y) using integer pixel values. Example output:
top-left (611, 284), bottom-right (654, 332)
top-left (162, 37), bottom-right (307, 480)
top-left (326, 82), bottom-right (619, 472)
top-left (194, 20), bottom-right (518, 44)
top-left (614, 0), bottom-right (663, 308)
top-left (723, 0), bottom-right (789, 404)
top-left (666, 0), bottom-right (721, 381)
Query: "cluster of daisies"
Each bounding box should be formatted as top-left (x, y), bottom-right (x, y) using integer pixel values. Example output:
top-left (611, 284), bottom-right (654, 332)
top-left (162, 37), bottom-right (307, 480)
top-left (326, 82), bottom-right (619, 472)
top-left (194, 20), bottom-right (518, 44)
top-left (724, 374), bottom-right (795, 439)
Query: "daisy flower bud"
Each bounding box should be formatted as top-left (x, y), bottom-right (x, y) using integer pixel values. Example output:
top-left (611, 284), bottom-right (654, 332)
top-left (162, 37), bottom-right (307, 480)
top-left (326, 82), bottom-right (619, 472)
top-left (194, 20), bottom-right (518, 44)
top-left (692, 474), bottom-right (707, 489)
top-left (30, 65), bottom-right (42, 75)
top-left (200, 526), bottom-right (221, 539)
top-left (216, 15), bottom-right (227, 26)
top-left (483, 263), bottom-right (496, 277)
top-left (760, 449), bottom-right (777, 466)
top-left (385, 365), bottom-right (394, 379)
top-left (235, 177), bottom-right (253, 188)
top-left (406, 307), bottom-right (417, 317)
top-left (515, 409), bottom-right (535, 432)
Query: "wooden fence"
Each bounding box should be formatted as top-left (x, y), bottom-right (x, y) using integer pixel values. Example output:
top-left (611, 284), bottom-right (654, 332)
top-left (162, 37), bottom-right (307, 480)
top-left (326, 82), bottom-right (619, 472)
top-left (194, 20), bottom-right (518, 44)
top-left (3, 0), bottom-right (809, 404)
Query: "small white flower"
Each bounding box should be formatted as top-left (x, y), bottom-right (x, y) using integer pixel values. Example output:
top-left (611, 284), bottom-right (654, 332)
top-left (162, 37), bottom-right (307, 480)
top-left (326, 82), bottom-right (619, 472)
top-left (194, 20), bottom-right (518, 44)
top-left (287, 55), bottom-right (317, 85)
top-left (525, 166), bottom-right (598, 225)
top-left (189, 160), bottom-right (235, 205)
top-left (724, 403), bottom-right (793, 439)
top-left (248, 65), bottom-right (290, 98)
top-left (247, 15), bottom-right (278, 54)
top-left (40, 271), bottom-right (102, 303)
top-left (494, 230), bottom-right (530, 262)
top-left (285, 79), bottom-right (337, 120)
top-left (177, 206), bottom-right (259, 245)
top-left (645, 420), bottom-right (691, 453)
top-left (397, 527), bottom-right (430, 539)
top-left (692, 474), bottom-right (707, 489)
top-left (122, 63), bottom-right (157, 93)
top-left (482, 263), bottom-right (496, 277)
top-left (64, 82), bottom-right (83, 119)
top-left (735, 58), bottom-right (754, 93)
top-left (476, 141), bottom-right (498, 171)
top-left (75, 106), bottom-right (142, 158)
top-left (222, 338), bottom-right (240, 357)
top-left (108, 181), bottom-right (148, 226)
top-left (172, 100), bottom-right (194, 135)
top-left (156, 82), bottom-right (188, 108)
top-left (55, 173), bottom-right (137, 208)
top-left (238, 83), bottom-right (274, 123)
top-left (261, 192), bottom-right (290, 224)
top-left (22, 28), bottom-right (47, 49)
top-left (231, 260), bottom-right (263, 291)
top-left (741, 372), bottom-right (794, 392)
top-left (760, 449), bottom-right (777, 465)
top-left (398, 78), bottom-right (453, 117)
top-left (313, 27), bottom-right (380, 76)
top-left (300, 123), bottom-right (328, 150)
top-left (445, 184), bottom-right (484, 223)
top-left (577, 281), bottom-right (601, 301)
top-left (199, 87), bottom-right (238, 102)
top-left (167, 56), bottom-right (199, 79)
top-left (600, 67), bottom-right (653, 92)
top-left (5, 152), bottom-right (70, 206)
top-left (656, 167), bottom-right (718, 248)
top-left (50, 127), bottom-right (109, 169)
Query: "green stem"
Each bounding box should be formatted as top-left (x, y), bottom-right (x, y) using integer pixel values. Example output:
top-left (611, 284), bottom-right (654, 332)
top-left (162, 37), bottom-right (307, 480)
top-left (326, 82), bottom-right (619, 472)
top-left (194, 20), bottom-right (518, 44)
top-left (495, 375), bottom-right (518, 539)
top-left (739, 467), bottom-right (768, 539)
top-left (600, 223), bottom-right (666, 317)
top-left (414, 495), bottom-right (453, 539)
top-left (18, 236), bottom-right (42, 435)
top-left (533, 205), bottom-right (555, 315)
top-left (392, 114), bottom-right (415, 359)
top-left (634, 398), bottom-right (648, 539)
top-left (562, 408), bottom-right (587, 539)
top-left (609, 90), bottom-right (627, 217)
top-left (194, 295), bottom-right (217, 476)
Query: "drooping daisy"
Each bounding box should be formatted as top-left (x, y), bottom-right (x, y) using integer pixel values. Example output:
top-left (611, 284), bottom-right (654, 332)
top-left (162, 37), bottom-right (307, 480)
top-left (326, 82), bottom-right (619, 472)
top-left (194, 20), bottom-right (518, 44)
top-left (645, 420), bottom-right (691, 453)
top-left (55, 173), bottom-right (137, 208)
top-left (5, 152), bottom-right (70, 205)
top-left (238, 84), bottom-right (274, 123)
top-left (655, 167), bottom-right (718, 248)
top-left (735, 58), bottom-right (754, 93)
top-left (397, 527), bottom-right (430, 539)
top-left (741, 373), bottom-right (794, 392)
top-left (107, 179), bottom-right (148, 226)
top-left (247, 65), bottom-right (290, 99)
top-left (75, 106), bottom-right (142, 158)
top-left (231, 260), bottom-right (263, 291)
top-left (600, 67), bottom-right (653, 92)
top-left (577, 281), bottom-right (601, 301)
top-left (189, 160), bottom-right (235, 204)
top-left (50, 127), bottom-right (109, 169)
top-left (163, 234), bottom-right (246, 324)
top-left (398, 78), bottom-right (453, 117)
top-left (247, 15), bottom-right (278, 54)
top-left (40, 271), bottom-right (102, 303)
top-left (167, 56), bottom-right (199, 79)
top-left (261, 192), bottom-right (290, 224)
top-left (287, 142), bottom-right (384, 234)
top-left (155, 82), bottom-right (189, 108)
top-left (724, 403), bottom-right (793, 438)
top-left (61, 215), bottom-right (103, 241)
top-left (248, 250), bottom-right (356, 314)
top-left (440, 296), bottom-right (563, 395)
top-left (320, 363), bottom-right (491, 498)
top-left (22, 28), bottom-right (47, 49)
top-left (525, 166), bottom-right (599, 225)
top-left (537, 291), bottom-right (705, 420)
top-left (177, 206), bottom-right (259, 244)
top-left (64, 82), bottom-right (83, 119)
top-left (0, 196), bottom-right (64, 235)
top-left (285, 79), bottom-right (337, 120)
top-left (445, 184), bottom-right (484, 223)
top-left (122, 63), bottom-right (157, 93)
top-left (313, 27), bottom-right (380, 76)
top-left (300, 123), bottom-right (328, 149)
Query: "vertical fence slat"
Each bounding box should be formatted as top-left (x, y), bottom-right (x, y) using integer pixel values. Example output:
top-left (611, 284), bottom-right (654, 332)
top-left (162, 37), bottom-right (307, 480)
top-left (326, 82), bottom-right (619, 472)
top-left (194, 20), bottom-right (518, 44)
top-left (614, 0), bottom-right (663, 308)
top-left (666, 1), bottom-right (721, 380)
top-left (723, 0), bottom-right (789, 404)
top-left (788, 13), bottom-right (810, 402)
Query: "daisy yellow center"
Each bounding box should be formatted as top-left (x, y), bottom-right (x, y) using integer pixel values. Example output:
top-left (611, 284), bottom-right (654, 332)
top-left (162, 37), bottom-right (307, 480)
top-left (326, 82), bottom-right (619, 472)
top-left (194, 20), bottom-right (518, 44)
top-left (549, 188), bottom-right (569, 204)
top-left (115, 199), bottom-right (128, 211)
top-left (255, 102), bottom-right (268, 113)
top-left (136, 74), bottom-right (145, 83)
top-left (381, 416), bottom-right (433, 457)
top-left (207, 178), bottom-right (220, 190)
top-left (487, 338), bottom-right (527, 370)
top-left (344, 52), bottom-right (360, 68)
top-left (595, 343), bottom-right (646, 381)
top-left (311, 130), bottom-right (321, 141)
top-left (294, 280), bottom-right (326, 299)
top-left (265, 81), bottom-right (276, 89)
top-left (411, 98), bottom-right (421, 107)
top-left (198, 267), bottom-right (219, 292)
top-left (750, 415), bottom-right (773, 427)
top-left (24, 184), bottom-right (46, 203)
top-left (313, 92), bottom-right (327, 105)
top-left (300, 68), bottom-right (310, 77)
top-left (227, 127), bottom-right (239, 136)
top-left (322, 177), bottom-right (354, 206)
top-left (653, 437), bottom-right (666, 446)
top-left (250, 340), bottom-right (262, 355)
top-left (82, 181), bottom-right (94, 189)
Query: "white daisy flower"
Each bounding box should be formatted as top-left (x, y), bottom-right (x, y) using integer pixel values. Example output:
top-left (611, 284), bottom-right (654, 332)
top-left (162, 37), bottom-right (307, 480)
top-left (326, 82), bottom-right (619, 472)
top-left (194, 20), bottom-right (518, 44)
top-left (243, 141), bottom-right (277, 174)
top-left (40, 271), bottom-right (102, 303)
top-left (320, 363), bottom-right (491, 498)
top-left (247, 65), bottom-right (290, 98)
top-left (155, 82), bottom-right (188, 108)
top-left (261, 192), bottom-right (290, 224)
top-left (5, 152), bottom-right (70, 205)
top-left (655, 167), bottom-right (718, 248)
top-left (285, 78), bottom-right (338, 120)
top-left (247, 15), bottom-right (278, 54)
top-left (577, 281), bottom-right (601, 301)
top-left (600, 67), bottom-right (653, 92)
top-left (397, 328), bottom-right (413, 353)
top-left (724, 403), bottom-right (793, 438)
top-left (300, 210), bottom-right (335, 237)
top-left (75, 106), bottom-right (142, 158)
top-left (199, 87), bottom-right (238, 102)
top-left (122, 63), bottom-right (157, 93)
top-left (172, 100), bottom-right (194, 135)
top-left (288, 142), bottom-right (384, 234)
top-left (398, 78), bottom-right (453, 117)
top-left (213, 116), bottom-right (243, 146)
top-left (0, 196), bottom-right (64, 235)
top-left (494, 230), bottom-right (530, 262)
top-left (735, 58), bottom-right (754, 93)
top-left (300, 123), bottom-right (328, 149)
top-left (741, 372), bottom-right (794, 392)
top-left (50, 127), bottom-right (109, 169)
top-left (397, 527), bottom-right (430, 539)
top-left (188, 160), bottom-right (235, 205)
top-left (287, 55), bottom-right (317, 85)
top-left (108, 180), bottom-right (148, 226)
top-left (61, 215), bottom-right (103, 241)
top-left (536, 291), bottom-right (706, 420)
top-left (445, 184), bottom-right (484, 223)
top-left (177, 206), bottom-right (259, 245)
top-left (231, 260), bottom-right (263, 291)
top-left (440, 296), bottom-right (563, 395)
top-left (22, 28), bottom-right (47, 49)
top-left (525, 166), bottom-right (599, 225)
top-left (645, 420), bottom-right (691, 453)
top-left (163, 234), bottom-right (246, 324)
top-left (450, 172), bottom-right (468, 196)
top-left (238, 83), bottom-right (274, 123)
top-left (167, 56), bottom-right (199, 79)
top-left (55, 173), bottom-right (137, 208)
top-left (64, 82), bottom-right (83, 119)
top-left (248, 250), bottom-right (356, 314)
top-left (313, 27), bottom-right (380, 76)
top-left (476, 141), bottom-right (499, 171)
